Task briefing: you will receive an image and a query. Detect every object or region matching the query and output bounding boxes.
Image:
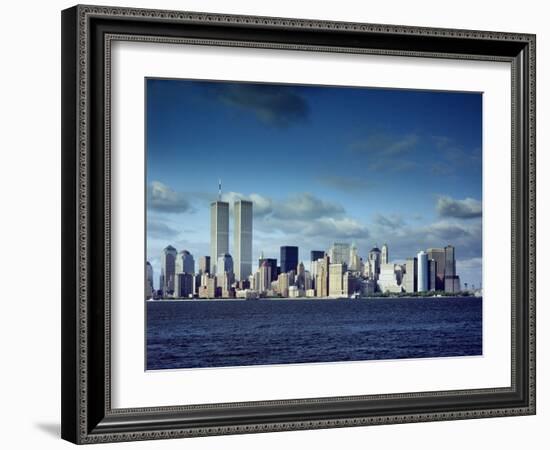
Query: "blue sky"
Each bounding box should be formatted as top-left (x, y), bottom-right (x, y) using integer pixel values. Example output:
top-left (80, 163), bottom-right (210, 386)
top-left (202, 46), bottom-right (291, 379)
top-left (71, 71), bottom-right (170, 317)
top-left (146, 78), bottom-right (483, 289)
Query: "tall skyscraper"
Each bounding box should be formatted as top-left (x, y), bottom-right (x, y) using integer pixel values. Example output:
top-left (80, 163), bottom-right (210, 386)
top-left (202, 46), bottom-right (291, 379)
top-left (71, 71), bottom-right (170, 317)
top-left (280, 246), bottom-right (298, 274)
top-left (199, 256), bottom-right (210, 275)
top-left (428, 259), bottom-right (437, 292)
top-left (329, 263), bottom-right (347, 297)
top-left (329, 242), bottom-right (350, 265)
top-left (259, 260), bottom-right (272, 293)
top-left (234, 200), bottom-right (253, 281)
top-left (368, 246), bottom-right (382, 279)
top-left (315, 254), bottom-right (330, 297)
top-left (160, 245), bottom-right (177, 296)
top-left (216, 253), bottom-right (234, 277)
top-left (210, 200), bottom-right (229, 275)
top-left (349, 243), bottom-right (361, 271)
top-left (444, 245), bottom-right (460, 293)
top-left (417, 251), bottom-right (428, 292)
top-left (258, 256), bottom-right (278, 282)
top-left (381, 243), bottom-right (389, 265)
top-left (444, 245), bottom-right (456, 276)
top-left (310, 250), bottom-right (325, 263)
top-left (146, 261), bottom-right (154, 299)
top-left (296, 261), bottom-right (306, 289)
top-left (427, 248), bottom-right (445, 291)
top-left (175, 249), bottom-right (195, 274)
top-left (310, 250), bottom-right (324, 273)
top-left (404, 257), bottom-right (417, 293)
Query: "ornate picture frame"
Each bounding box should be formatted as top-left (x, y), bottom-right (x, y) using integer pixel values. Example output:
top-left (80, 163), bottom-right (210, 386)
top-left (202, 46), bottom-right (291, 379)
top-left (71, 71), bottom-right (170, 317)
top-left (61, 4), bottom-right (536, 444)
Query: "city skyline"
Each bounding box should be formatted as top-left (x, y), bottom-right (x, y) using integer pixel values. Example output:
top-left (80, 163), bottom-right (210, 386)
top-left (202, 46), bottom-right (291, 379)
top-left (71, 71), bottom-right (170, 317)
top-left (146, 79), bottom-right (482, 288)
top-left (150, 230), bottom-right (468, 299)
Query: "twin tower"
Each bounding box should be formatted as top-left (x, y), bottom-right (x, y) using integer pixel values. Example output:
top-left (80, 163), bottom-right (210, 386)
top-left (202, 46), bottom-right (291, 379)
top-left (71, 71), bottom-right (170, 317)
top-left (210, 198), bottom-right (253, 281)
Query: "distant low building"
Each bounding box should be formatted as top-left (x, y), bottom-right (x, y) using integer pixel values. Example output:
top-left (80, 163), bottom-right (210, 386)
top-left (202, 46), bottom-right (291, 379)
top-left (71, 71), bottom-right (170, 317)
top-left (235, 289), bottom-right (259, 300)
top-left (288, 286), bottom-right (302, 298)
top-left (361, 279), bottom-right (377, 296)
top-left (344, 272), bottom-right (359, 297)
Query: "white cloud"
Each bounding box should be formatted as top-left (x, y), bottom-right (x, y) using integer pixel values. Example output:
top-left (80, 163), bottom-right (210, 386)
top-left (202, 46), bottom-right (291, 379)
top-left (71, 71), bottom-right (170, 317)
top-left (147, 181), bottom-right (193, 214)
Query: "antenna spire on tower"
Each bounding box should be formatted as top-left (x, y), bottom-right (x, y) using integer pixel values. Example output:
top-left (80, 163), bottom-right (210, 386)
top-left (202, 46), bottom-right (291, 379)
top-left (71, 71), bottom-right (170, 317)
top-left (218, 179), bottom-right (222, 201)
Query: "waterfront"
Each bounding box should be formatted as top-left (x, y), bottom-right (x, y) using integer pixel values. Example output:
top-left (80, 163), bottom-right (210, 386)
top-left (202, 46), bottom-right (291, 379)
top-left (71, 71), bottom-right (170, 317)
top-left (146, 296), bottom-right (482, 370)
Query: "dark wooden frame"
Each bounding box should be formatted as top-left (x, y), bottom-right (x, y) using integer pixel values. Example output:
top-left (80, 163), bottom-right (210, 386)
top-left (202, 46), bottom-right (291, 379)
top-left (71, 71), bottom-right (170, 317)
top-left (61, 4), bottom-right (536, 444)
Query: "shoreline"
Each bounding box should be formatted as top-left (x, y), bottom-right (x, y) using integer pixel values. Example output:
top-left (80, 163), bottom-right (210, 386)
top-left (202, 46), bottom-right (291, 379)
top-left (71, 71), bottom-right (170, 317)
top-left (148, 295), bottom-right (481, 303)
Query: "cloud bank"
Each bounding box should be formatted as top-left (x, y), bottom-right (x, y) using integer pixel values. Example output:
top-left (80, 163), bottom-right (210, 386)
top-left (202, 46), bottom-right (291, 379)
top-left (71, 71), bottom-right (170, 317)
top-left (147, 181), bottom-right (193, 214)
top-left (436, 196), bottom-right (482, 219)
top-left (209, 83), bottom-right (309, 128)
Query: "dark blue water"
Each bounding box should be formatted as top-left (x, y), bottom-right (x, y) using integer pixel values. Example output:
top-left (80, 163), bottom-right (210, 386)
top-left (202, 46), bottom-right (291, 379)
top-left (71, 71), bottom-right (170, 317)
top-left (146, 297), bottom-right (482, 370)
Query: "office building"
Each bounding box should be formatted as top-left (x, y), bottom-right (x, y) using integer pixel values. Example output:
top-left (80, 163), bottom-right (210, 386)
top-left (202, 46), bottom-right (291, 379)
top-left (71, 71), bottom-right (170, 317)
top-left (310, 250), bottom-right (324, 278)
top-left (160, 245), bottom-right (177, 296)
top-left (174, 272), bottom-right (194, 298)
top-left (363, 259), bottom-right (372, 278)
top-left (310, 251), bottom-right (324, 266)
top-left (303, 271), bottom-right (313, 290)
top-left (280, 246), bottom-right (298, 274)
top-left (198, 256), bottom-right (210, 275)
top-left (315, 254), bottom-right (330, 297)
top-left (205, 276), bottom-right (217, 298)
top-left (258, 256), bottom-right (278, 282)
top-left (278, 272), bottom-right (289, 297)
top-left (417, 251), bottom-right (428, 292)
top-left (361, 279), bottom-right (377, 296)
top-left (329, 242), bottom-right (350, 265)
top-left (349, 243), bottom-right (361, 271)
top-left (216, 253), bottom-right (234, 278)
top-left (428, 259), bottom-right (437, 292)
top-left (343, 272), bottom-right (359, 297)
top-left (296, 261), bottom-right (306, 289)
top-left (381, 243), bottom-right (389, 265)
top-left (175, 249), bottom-right (195, 275)
top-left (210, 200), bottom-right (229, 275)
top-left (234, 200), bottom-right (253, 281)
top-left (259, 260), bottom-right (272, 293)
top-left (368, 246), bottom-right (382, 279)
top-left (193, 274), bottom-right (202, 295)
top-left (288, 286), bottom-right (301, 298)
top-left (219, 272), bottom-right (235, 298)
top-left (146, 261), bottom-right (154, 299)
top-left (444, 245), bottom-right (458, 292)
top-left (403, 257), bottom-right (417, 293)
top-left (427, 248), bottom-right (446, 291)
top-left (328, 263), bottom-right (347, 297)
top-left (378, 263), bottom-right (402, 293)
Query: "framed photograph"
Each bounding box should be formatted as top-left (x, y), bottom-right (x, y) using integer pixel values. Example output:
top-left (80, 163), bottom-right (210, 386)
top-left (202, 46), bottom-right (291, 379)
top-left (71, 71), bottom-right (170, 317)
top-left (61, 5), bottom-right (536, 444)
